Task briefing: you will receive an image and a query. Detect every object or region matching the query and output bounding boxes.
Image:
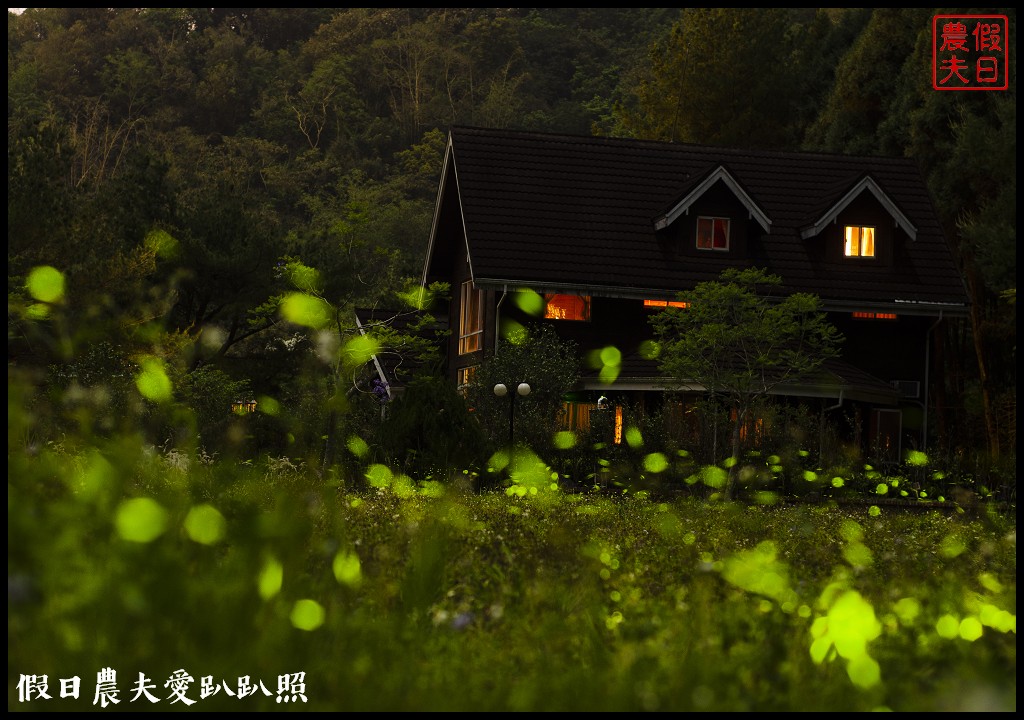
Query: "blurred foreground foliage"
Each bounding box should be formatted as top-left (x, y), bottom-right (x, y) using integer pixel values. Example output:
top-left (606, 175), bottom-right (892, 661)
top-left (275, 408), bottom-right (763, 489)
top-left (8, 373), bottom-right (1016, 711)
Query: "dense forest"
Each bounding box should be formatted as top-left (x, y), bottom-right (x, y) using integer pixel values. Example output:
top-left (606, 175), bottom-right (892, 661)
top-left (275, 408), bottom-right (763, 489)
top-left (7, 8), bottom-right (1016, 470)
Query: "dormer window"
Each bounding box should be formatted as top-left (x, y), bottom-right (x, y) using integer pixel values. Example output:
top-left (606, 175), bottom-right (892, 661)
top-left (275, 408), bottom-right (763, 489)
top-left (697, 217), bottom-right (730, 251)
top-left (844, 226), bottom-right (876, 258)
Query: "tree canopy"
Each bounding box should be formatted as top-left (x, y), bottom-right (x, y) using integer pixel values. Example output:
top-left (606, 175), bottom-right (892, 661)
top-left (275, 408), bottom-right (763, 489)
top-left (650, 268), bottom-right (843, 498)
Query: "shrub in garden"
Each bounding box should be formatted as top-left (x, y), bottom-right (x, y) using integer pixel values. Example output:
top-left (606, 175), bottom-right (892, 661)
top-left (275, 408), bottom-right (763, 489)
top-left (346, 374), bottom-right (490, 485)
top-left (464, 323), bottom-right (581, 457)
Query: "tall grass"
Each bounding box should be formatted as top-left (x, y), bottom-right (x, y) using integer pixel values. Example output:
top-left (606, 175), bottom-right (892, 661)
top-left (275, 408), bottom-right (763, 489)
top-left (8, 415), bottom-right (1016, 711)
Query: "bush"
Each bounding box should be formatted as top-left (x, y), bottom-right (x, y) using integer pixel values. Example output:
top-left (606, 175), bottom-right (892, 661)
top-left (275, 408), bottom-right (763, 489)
top-left (344, 374), bottom-right (490, 485)
top-left (464, 323), bottom-right (581, 457)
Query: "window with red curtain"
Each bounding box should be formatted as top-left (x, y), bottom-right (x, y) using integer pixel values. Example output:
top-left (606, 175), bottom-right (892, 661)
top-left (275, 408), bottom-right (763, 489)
top-left (697, 216), bottom-right (730, 250)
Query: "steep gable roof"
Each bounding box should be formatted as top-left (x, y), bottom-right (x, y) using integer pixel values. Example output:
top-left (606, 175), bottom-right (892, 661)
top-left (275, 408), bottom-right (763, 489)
top-left (423, 126), bottom-right (968, 315)
top-left (800, 174), bottom-right (917, 241)
top-left (654, 164), bottom-right (772, 234)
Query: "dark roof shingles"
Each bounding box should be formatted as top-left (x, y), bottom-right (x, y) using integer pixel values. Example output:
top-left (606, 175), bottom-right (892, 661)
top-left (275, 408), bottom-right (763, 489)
top-left (448, 127), bottom-right (966, 308)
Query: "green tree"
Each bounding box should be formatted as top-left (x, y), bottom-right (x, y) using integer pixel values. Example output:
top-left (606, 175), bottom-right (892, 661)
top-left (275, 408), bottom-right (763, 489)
top-left (464, 322), bottom-right (581, 457)
top-left (270, 255), bottom-right (447, 476)
top-left (161, 132), bottom-right (292, 365)
top-left (609, 9), bottom-right (813, 149)
top-left (649, 268), bottom-right (843, 500)
top-left (803, 8), bottom-right (932, 155)
top-left (359, 374), bottom-right (488, 484)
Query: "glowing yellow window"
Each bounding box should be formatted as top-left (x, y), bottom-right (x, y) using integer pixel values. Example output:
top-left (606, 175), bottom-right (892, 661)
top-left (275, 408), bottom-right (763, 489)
top-left (844, 226), bottom-right (875, 257)
top-left (544, 294), bottom-right (591, 321)
top-left (231, 399), bottom-right (257, 414)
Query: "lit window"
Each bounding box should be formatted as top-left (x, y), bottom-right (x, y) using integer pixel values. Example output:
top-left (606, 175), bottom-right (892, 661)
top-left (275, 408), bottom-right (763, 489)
top-left (459, 281), bottom-right (483, 354)
top-left (544, 294), bottom-right (591, 321)
top-left (231, 399), bottom-right (257, 414)
top-left (731, 409), bottom-right (766, 442)
top-left (559, 402), bottom-right (597, 432)
top-left (644, 299), bottom-right (689, 309)
top-left (563, 399), bottom-right (622, 443)
top-left (844, 226), bottom-right (875, 257)
top-left (851, 312), bottom-right (897, 320)
top-left (457, 366), bottom-right (477, 396)
top-left (697, 217), bottom-right (730, 251)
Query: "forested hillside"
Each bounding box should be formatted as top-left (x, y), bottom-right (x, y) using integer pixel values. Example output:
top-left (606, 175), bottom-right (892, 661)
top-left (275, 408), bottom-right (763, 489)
top-left (7, 8), bottom-right (1015, 466)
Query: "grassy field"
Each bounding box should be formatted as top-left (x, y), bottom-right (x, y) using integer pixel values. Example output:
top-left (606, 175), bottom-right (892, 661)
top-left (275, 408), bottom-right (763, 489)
top-left (8, 435), bottom-right (1016, 712)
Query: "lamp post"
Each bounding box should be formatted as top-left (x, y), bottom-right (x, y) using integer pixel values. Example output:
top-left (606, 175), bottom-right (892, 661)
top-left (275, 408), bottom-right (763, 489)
top-left (494, 382), bottom-right (531, 446)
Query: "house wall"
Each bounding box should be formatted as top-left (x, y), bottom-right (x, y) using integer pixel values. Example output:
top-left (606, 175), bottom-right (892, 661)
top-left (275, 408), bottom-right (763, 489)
top-left (532, 296), bottom-right (657, 353)
top-left (501, 295), bottom-right (932, 393)
top-left (830, 312), bottom-right (929, 386)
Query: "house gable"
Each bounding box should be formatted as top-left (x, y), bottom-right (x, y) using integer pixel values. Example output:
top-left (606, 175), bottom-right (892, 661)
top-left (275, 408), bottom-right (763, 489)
top-left (657, 180), bottom-right (760, 262)
top-left (654, 165), bottom-right (771, 235)
top-left (800, 174), bottom-right (917, 241)
top-left (421, 138), bottom-right (472, 290)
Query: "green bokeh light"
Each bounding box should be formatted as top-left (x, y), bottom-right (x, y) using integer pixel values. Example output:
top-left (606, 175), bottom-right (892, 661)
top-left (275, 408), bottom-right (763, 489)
top-left (115, 498), bottom-right (168, 543)
top-left (135, 358), bottom-right (173, 402)
top-left (333, 551), bottom-right (362, 587)
top-left (291, 599), bottom-right (326, 631)
top-left (184, 504), bottom-right (227, 545)
top-left (258, 557), bottom-right (283, 600)
top-left (280, 292), bottom-right (333, 329)
top-left (514, 289), bottom-right (544, 316)
top-left (26, 265), bottom-right (65, 303)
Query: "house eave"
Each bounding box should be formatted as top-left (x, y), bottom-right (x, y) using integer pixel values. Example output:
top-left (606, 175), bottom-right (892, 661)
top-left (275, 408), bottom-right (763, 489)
top-left (472, 277), bottom-right (672, 301)
top-left (474, 277), bottom-right (968, 317)
top-left (421, 134), bottom-right (476, 288)
top-left (581, 377), bottom-right (899, 405)
top-left (820, 298), bottom-right (969, 318)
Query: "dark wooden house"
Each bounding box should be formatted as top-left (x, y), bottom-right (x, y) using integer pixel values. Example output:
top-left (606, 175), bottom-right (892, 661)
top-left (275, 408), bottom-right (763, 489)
top-left (420, 127), bottom-right (969, 462)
